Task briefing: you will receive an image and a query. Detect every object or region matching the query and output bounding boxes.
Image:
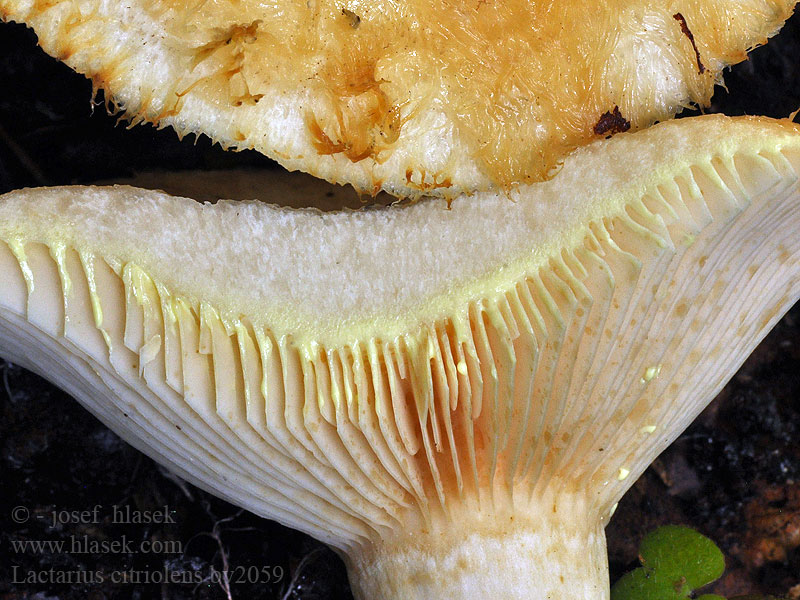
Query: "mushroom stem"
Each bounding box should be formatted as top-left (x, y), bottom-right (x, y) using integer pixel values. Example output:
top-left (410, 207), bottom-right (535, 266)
top-left (348, 502), bottom-right (608, 599)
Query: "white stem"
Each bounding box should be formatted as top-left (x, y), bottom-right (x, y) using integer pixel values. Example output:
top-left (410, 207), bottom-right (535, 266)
top-left (346, 511), bottom-right (609, 600)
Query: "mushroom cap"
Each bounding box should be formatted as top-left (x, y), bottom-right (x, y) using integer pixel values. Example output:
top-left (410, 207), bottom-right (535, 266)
top-left (1, 0), bottom-right (796, 197)
top-left (1, 114), bottom-right (800, 597)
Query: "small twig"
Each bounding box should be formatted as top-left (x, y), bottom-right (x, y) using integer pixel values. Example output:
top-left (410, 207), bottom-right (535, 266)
top-left (1, 360), bottom-right (15, 401)
top-left (129, 454), bottom-right (144, 488)
top-left (281, 548), bottom-right (325, 600)
top-left (158, 464), bottom-right (195, 501)
top-left (187, 501), bottom-right (246, 600)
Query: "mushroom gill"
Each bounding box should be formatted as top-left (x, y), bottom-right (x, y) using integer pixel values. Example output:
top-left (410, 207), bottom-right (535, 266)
top-left (1, 115), bottom-right (799, 598)
top-left (0, 0), bottom-right (796, 197)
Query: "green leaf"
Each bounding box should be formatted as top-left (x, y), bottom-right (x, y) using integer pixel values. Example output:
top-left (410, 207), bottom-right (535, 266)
top-left (611, 567), bottom-right (686, 600)
top-left (696, 595), bottom-right (727, 600)
top-left (639, 525), bottom-right (725, 590)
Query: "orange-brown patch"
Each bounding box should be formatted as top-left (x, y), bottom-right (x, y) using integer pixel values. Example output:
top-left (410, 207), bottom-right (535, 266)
top-left (404, 168), bottom-right (453, 192)
top-left (307, 52), bottom-right (405, 164)
top-left (27, 0), bottom-right (64, 18)
top-left (181, 21), bottom-right (265, 107)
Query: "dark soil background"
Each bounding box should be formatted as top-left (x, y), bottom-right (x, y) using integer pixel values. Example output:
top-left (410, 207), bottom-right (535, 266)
top-left (1, 10), bottom-right (800, 600)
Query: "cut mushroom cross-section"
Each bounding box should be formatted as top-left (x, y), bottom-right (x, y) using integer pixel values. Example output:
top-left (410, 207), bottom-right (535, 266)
top-left (1, 115), bottom-right (800, 598)
top-left (1, 0), bottom-right (796, 196)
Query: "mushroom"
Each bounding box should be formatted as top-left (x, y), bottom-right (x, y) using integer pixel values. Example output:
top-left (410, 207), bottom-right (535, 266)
top-left (0, 0), bottom-right (796, 196)
top-left (2, 114), bottom-right (800, 598)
